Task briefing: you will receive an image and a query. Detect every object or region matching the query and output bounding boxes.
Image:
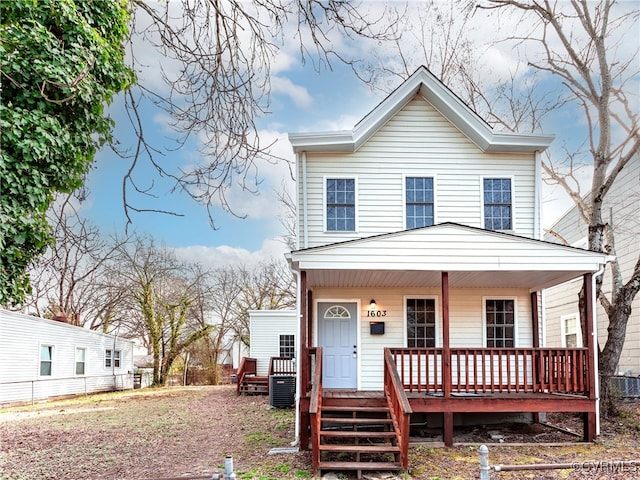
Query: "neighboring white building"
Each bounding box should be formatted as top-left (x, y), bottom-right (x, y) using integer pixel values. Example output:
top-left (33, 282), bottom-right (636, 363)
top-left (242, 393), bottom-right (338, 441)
top-left (544, 154), bottom-right (640, 375)
top-left (248, 310), bottom-right (297, 376)
top-left (0, 309), bottom-right (135, 405)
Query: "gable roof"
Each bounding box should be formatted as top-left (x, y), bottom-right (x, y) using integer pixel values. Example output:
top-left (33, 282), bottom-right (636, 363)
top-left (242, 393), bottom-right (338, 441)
top-left (289, 66), bottom-right (554, 154)
top-left (288, 223), bottom-right (610, 291)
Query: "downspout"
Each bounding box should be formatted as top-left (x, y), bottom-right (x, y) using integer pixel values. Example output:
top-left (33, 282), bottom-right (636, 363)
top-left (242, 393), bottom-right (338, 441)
top-left (301, 151), bottom-right (309, 249)
top-left (287, 265), bottom-right (302, 446)
top-left (534, 150), bottom-right (542, 240)
top-left (112, 332), bottom-right (117, 390)
top-left (592, 263), bottom-right (606, 436)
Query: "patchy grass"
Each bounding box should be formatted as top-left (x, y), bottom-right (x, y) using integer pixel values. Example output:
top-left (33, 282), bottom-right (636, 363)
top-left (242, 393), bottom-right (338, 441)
top-left (1, 387), bottom-right (639, 479)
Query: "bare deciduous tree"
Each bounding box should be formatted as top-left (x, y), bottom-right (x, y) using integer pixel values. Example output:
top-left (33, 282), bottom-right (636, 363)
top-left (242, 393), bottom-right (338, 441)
top-left (109, 237), bottom-right (212, 386)
top-left (480, 0), bottom-right (640, 414)
top-left (118, 0), bottom-right (400, 228)
top-left (23, 193), bottom-right (129, 331)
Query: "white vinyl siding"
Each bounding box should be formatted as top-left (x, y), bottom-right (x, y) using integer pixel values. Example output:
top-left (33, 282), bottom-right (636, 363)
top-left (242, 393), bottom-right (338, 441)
top-left (249, 311), bottom-right (297, 376)
top-left (298, 96), bottom-right (537, 247)
top-left (0, 310), bottom-right (134, 404)
top-left (313, 287), bottom-right (533, 390)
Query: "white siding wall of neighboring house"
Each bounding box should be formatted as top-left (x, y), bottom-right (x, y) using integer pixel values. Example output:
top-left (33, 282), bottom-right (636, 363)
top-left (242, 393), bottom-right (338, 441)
top-left (0, 310), bottom-right (134, 405)
top-left (249, 311), bottom-right (297, 376)
top-left (313, 287), bottom-right (533, 391)
top-left (545, 155), bottom-right (640, 374)
top-left (298, 96), bottom-right (537, 248)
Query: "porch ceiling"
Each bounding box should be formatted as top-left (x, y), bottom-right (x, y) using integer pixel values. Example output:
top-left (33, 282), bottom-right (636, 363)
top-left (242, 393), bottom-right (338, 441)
top-left (303, 269), bottom-right (585, 291)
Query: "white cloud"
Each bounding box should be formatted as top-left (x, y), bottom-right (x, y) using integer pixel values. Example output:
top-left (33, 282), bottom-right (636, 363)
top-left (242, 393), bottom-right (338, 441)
top-left (173, 237), bottom-right (290, 269)
top-left (271, 76), bottom-right (313, 108)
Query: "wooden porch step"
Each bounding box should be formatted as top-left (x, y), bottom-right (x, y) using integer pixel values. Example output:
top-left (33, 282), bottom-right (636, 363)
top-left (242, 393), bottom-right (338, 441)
top-left (322, 405), bottom-right (389, 413)
top-left (321, 417), bottom-right (393, 425)
top-left (319, 444), bottom-right (400, 454)
top-left (317, 461), bottom-right (401, 472)
top-left (320, 430), bottom-right (396, 439)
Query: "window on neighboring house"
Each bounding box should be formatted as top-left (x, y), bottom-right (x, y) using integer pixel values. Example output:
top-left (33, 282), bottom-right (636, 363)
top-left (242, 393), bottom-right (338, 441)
top-left (40, 345), bottom-right (53, 376)
top-left (279, 334), bottom-right (295, 358)
top-left (485, 299), bottom-right (515, 347)
top-left (75, 347), bottom-right (86, 375)
top-left (406, 177), bottom-right (434, 229)
top-left (105, 349), bottom-right (121, 368)
top-left (562, 314), bottom-right (582, 348)
top-left (326, 178), bottom-right (355, 231)
top-left (483, 178), bottom-right (512, 230)
top-left (406, 298), bottom-right (436, 348)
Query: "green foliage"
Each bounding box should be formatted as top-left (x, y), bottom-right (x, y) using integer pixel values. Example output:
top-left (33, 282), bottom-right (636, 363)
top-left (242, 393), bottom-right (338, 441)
top-left (0, 0), bottom-right (134, 305)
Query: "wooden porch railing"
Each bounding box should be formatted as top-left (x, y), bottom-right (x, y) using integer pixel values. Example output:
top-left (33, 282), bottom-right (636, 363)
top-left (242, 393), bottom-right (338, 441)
top-left (236, 357), bottom-right (257, 395)
top-left (269, 357), bottom-right (297, 376)
top-left (383, 348), bottom-right (412, 472)
top-left (308, 347), bottom-right (323, 472)
top-left (390, 347), bottom-right (590, 395)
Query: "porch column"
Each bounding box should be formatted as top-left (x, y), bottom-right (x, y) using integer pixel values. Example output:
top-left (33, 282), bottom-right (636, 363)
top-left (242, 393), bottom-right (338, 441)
top-left (583, 272), bottom-right (597, 442)
top-left (441, 272), bottom-right (453, 447)
top-left (299, 271), bottom-right (310, 450)
top-left (530, 291), bottom-right (541, 423)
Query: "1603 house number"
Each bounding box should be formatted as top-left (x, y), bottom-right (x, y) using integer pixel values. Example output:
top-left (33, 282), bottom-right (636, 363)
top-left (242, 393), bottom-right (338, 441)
top-left (366, 310), bottom-right (387, 317)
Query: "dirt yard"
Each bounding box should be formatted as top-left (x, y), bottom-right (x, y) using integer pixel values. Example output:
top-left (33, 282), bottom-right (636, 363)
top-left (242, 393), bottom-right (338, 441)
top-left (1, 386), bottom-right (639, 479)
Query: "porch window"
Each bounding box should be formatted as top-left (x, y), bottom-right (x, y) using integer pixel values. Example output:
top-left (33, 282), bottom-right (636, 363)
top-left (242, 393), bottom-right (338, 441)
top-left (40, 345), bottom-right (53, 376)
top-left (405, 177), bottom-right (434, 229)
top-left (483, 178), bottom-right (512, 230)
top-left (406, 298), bottom-right (436, 348)
top-left (562, 314), bottom-right (582, 348)
top-left (75, 347), bottom-right (86, 375)
top-left (485, 299), bottom-right (515, 347)
top-left (105, 349), bottom-right (121, 368)
top-left (326, 178), bottom-right (355, 231)
top-left (279, 334), bottom-right (295, 358)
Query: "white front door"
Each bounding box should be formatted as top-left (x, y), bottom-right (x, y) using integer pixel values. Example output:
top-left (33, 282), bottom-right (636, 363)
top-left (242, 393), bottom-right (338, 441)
top-left (318, 302), bottom-right (358, 389)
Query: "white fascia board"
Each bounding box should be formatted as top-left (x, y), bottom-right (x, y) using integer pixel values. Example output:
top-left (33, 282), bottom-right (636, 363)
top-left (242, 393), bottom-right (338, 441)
top-left (288, 131), bottom-right (355, 153)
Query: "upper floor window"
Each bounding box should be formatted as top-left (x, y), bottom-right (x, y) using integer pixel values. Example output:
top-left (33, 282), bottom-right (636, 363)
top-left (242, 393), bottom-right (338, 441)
top-left (485, 299), bottom-right (515, 347)
top-left (326, 178), bottom-right (355, 231)
top-left (40, 345), bottom-right (53, 376)
top-left (483, 178), bottom-right (512, 231)
top-left (405, 177), bottom-right (434, 229)
top-left (406, 298), bottom-right (436, 348)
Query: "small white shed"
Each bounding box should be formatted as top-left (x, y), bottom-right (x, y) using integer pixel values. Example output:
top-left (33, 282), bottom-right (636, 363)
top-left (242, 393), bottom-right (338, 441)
top-left (248, 310), bottom-right (297, 376)
top-left (0, 309), bottom-right (135, 405)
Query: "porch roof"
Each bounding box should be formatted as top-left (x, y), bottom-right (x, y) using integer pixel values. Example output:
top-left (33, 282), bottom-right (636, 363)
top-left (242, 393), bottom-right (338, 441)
top-left (287, 223), bottom-right (611, 291)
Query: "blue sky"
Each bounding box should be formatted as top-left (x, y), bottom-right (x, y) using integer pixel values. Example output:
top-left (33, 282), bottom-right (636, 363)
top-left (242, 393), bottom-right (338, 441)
top-left (79, 1), bottom-right (637, 267)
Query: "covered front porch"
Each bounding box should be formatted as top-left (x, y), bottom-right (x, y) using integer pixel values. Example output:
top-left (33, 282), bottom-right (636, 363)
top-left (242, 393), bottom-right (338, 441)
top-left (287, 224), bottom-right (609, 475)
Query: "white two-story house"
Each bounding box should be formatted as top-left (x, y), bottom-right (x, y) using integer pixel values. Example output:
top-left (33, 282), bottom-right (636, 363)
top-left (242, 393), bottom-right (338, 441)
top-left (285, 67), bottom-right (610, 476)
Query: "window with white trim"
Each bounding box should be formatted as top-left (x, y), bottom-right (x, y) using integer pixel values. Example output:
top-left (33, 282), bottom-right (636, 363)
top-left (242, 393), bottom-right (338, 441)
top-left (485, 299), bottom-right (515, 347)
top-left (279, 334), bottom-right (295, 358)
top-left (40, 345), bottom-right (53, 376)
top-left (405, 177), bottom-right (434, 229)
top-left (483, 178), bottom-right (512, 230)
top-left (75, 347), bottom-right (86, 375)
top-left (406, 298), bottom-right (437, 348)
top-left (105, 349), bottom-right (121, 368)
top-left (561, 314), bottom-right (582, 348)
top-left (326, 178), bottom-right (355, 231)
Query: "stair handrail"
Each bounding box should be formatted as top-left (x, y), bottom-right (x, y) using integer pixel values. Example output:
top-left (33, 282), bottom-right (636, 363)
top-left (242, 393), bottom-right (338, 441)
top-left (309, 347), bottom-right (323, 472)
top-left (236, 357), bottom-right (257, 395)
top-left (384, 348), bottom-right (412, 472)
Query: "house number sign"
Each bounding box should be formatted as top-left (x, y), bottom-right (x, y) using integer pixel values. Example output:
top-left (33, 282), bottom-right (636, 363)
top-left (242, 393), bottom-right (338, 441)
top-left (366, 310), bottom-right (387, 317)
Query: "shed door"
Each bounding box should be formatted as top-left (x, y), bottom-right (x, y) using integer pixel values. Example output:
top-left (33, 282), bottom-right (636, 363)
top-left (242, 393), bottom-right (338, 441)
top-left (318, 302), bottom-right (357, 389)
